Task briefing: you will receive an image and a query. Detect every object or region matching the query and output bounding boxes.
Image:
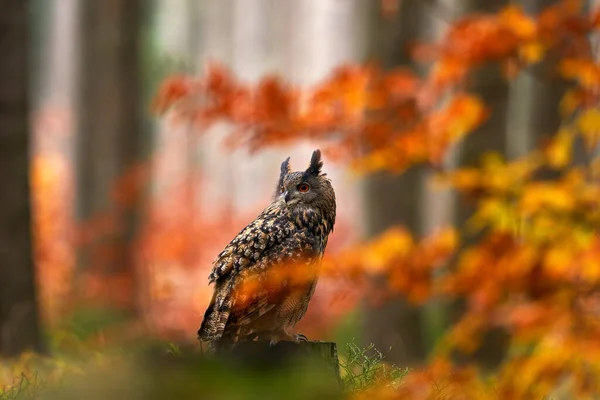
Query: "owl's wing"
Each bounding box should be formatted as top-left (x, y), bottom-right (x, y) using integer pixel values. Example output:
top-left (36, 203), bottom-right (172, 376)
top-left (198, 224), bottom-right (317, 343)
top-left (207, 203), bottom-right (295, 284)
top-left (225, 232), bottom-right (317, 334)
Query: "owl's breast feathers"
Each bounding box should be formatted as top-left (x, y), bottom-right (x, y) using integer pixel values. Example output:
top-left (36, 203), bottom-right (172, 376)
top-left (198, 200), bottom-right (334, 343)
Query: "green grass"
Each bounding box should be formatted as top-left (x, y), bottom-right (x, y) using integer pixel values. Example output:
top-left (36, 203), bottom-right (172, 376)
top-left (0, 373), bottom-right (45, 400)
top-left (339, 342), bottom-right (409, 392)
top-left (0, 337), bottom-right (407, 400)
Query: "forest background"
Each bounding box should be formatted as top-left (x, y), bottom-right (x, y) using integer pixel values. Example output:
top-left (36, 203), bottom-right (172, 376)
top-left (2, 0), bottom-right (600, 398)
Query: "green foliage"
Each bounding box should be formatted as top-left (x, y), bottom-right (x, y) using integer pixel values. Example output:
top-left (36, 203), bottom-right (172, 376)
top-left (1, 339), bottom-right (348, 400)
top-left (0, 373), bottom-right (45, 400)
top-left (0, 340), bottom-right (412, 399)
top-left (165, 342), bottom-right (182, 357)
top-left (340, 342), bottom-right (409, 392)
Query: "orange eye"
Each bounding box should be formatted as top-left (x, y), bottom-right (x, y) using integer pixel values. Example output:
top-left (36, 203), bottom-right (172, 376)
top-left (297, 183), bottom-right (310, 193)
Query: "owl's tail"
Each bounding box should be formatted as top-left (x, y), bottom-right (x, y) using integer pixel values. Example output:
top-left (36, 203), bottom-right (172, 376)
top-left (198, 279), bottom-right (234, 344)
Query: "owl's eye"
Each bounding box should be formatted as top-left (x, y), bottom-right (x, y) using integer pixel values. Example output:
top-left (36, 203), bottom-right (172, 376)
top-left (297, 183), bottom-right (310, 193)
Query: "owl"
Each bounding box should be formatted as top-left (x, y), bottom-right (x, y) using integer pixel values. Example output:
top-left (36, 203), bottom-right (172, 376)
top-left (198, 149), bottom-right (336, 350)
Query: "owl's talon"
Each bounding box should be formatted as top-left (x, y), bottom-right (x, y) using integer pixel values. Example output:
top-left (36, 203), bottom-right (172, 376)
top-left (295, 333), bottom-right (308, 342)
top-left (269, 339), bottom-right (277, 347)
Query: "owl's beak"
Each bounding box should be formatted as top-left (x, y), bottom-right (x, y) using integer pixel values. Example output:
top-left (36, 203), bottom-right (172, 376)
top-left (283, 191), bottom-right (292, 204)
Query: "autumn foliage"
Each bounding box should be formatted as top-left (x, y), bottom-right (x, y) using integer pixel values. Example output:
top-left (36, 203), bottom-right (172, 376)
top-left (151, 1), bottom-right (600, 398)
top-left (17, 0), bottom-right (600, 398)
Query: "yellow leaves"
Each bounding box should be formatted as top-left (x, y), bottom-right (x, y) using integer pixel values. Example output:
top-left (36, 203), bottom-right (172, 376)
top-left (519, 182), bottom-right (575, 216)
top-left (469, 198), bottom-right (516, 233)
top-left (500, 319), bottom-right (600, 398)
top-left (441, 152), bottom-right (541, 199)
top-left (325, 227), bottom-right (458, 303)
top-left (500, 5), bottom-right (537, 41)
top-left (503, 346), bottom-right (600, 398)
top-left (390, 357), bottom-right (490, 400)
top-left (545, 127), bottom-right (574, 168)
top-left (447, 314), bottom-right (484, 354)
top-left (447, 233), bottom-right (532, 302)
top-left (481, 153), bottom-right (512, 188)
top-left (576, 108), bottom-right (600, 150)
top-left (511, 335), bottom-right (575, 397)
top-left (429, 228), bottom-right (459, 259)
top-left (560, 89), bottom-right (584, 116)
top-left (543, 245), bottom-right (575, 280)
top-left (578, 107), bottom-right (600, 131)
top-left (499, 5), bottom-right (546, 64)
top-left (519, 42), bottom-right (544, 64)
top-left (519, 171), bottom-right (600, 249)
top-left (543, 105), bottom-right (600, 181)
top-left (363, 228), bottom-right (414, 273)
top-left (577, 241), bottom-right (600, 285)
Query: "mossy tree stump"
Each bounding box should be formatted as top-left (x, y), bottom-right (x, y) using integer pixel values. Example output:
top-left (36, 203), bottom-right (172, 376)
top-left (217, 340), bottom-right (341, 382)
top-left (145, 340), bottom-right (343, 399)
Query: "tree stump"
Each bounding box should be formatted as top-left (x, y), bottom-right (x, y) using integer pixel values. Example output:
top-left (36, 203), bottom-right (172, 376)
top-left (218, 340), bottom-right (341, 382)
top-left (144, 340), bottom-right (343, 399)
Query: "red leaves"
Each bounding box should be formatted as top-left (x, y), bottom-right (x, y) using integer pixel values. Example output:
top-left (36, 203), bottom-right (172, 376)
top-left (154, 61), bottom-right (488, 173)
top-left (445, 15), bottom-right (519, 64)
top-left (153, 74), bottom-right (194, 115)
top-left (153, 1), bottom-right (599, 178)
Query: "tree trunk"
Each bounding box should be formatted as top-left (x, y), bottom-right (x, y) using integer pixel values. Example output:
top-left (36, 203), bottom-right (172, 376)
top-left (76, 0), bottom-right (148, 315)
top-left (451, 0), bottom-right (511, 369)
top-left (508, 0), bottom-right (570, 160)
top-left (145, 341), bottom-right (342, 398)
top-left (0, 0), bottom-right (44, 356)
top-left (362, 0), bottom-right (429, 366)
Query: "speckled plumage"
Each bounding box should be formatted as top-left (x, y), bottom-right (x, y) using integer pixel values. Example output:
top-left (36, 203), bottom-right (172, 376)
top-left (198, 150), bottom-right (336, 349)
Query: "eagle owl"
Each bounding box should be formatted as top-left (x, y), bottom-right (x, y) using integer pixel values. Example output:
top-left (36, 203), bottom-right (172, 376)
top-left (198, 149), bottom-right (336, 349)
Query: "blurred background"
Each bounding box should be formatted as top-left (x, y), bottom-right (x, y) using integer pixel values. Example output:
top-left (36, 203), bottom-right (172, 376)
top-left (3, 0), bottom-right (600, 379)
top-left (27, 0), bottom-right (371, 349)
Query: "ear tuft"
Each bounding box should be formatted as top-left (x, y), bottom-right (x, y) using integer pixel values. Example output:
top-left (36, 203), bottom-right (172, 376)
top-left (305, 149), bottom-right (323, 176)
top-left (280, 157), bottom-right (291, 177)
top-left (275, 157), bottom-right (291, 198)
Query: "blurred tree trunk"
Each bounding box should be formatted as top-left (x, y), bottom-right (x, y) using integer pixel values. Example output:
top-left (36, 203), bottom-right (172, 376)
top-left (523, 0), bottom-right (568, 151)
top-left (0, 0), bottom-right (44, 356)
top-left (153, 0), bottom-right (201, 198)
top-left (197, 0), bottom-right (235, 213)
top-left (511, 0), bottom-right (588, 168)
top-left (508, 0), bottom-right (570, 160)
top-left (76, 0), bottom-right (148, 316)
top-left (362, 1), bottom-right (429, 366)
top-left (230, 0), bottom-right (274, 213)
top-left (451, 0), bottom-right (511, 369)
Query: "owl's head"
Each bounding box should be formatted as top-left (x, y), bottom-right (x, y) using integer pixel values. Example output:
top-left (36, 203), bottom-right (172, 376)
top-left (275, 149), bottom-right (336, 217)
